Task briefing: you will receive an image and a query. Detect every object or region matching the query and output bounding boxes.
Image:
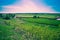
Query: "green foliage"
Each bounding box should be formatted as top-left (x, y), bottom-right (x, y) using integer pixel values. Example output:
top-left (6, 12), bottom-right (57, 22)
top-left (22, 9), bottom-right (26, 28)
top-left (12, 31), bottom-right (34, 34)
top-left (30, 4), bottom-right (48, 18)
top-left (0, 14), bottom-right (15, 19)
top-left (33, 16), bottom-right (39, 18)
top-left (0, 13), bottom-right (60, 40)
top-left (0, 14), bottom-right (2, 17)
top-left (33, 15), bottom-right (37, 18)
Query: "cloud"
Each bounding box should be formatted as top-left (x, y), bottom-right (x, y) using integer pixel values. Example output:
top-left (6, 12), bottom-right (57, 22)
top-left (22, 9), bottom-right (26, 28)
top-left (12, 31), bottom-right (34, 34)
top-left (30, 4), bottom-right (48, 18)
top-left (0, 0), bottom-right (57, 13)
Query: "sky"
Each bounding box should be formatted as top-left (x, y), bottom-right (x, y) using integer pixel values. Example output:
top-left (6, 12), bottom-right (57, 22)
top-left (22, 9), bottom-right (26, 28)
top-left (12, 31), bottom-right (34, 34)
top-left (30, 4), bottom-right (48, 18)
top-left (0, 0), bottom-right (60, 13)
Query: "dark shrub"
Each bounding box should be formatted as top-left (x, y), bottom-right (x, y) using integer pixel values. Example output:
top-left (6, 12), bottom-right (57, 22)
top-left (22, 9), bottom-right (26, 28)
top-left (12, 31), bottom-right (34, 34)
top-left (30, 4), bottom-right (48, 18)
top-left (33, 16), bottom-right (40, 18)
top-left (37, 16), bottom-right (39, 18)
top-left (33, 16), bottom-right (37, 18)
top-left (0, 14), bottom-right (2, 17)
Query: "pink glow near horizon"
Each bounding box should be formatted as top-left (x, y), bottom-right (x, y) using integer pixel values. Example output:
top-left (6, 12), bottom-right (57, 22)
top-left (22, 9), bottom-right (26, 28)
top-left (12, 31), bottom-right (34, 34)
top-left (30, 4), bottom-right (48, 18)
top-left (0, 0), bottom-right (56, 13)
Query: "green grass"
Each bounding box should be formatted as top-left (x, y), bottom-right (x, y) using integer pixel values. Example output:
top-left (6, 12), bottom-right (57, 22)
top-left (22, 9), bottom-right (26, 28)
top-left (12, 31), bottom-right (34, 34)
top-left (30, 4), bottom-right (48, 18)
top-left (0, 13), bottom-right (60, 40)
top-left (21, 18), bottom-right (60, 26)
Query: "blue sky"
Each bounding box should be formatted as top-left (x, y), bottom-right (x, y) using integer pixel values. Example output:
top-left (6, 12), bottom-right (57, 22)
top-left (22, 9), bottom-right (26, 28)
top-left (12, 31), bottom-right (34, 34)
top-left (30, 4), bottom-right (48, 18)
top-left (43, 0), bottom-right (60, 12)
top-left (0, 0), bottom-right (17, 6)
top-left (0, 0), bottom-right (60, 13)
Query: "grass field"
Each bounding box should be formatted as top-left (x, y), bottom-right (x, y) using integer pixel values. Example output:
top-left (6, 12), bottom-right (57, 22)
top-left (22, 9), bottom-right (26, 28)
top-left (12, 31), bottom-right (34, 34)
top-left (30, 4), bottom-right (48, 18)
top-left (0, 13), bottom-right (60, 40)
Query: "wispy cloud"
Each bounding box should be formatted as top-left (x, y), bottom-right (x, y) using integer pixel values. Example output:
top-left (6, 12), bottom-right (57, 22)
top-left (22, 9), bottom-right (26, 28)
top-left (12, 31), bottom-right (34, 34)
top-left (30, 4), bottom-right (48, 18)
top-left (0, 0), bottom-right (57, 13)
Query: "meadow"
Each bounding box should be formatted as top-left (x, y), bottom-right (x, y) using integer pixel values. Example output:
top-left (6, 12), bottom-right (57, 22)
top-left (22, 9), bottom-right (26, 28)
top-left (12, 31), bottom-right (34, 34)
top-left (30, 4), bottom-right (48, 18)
top-left (0, 13), bottom-right (60, 40)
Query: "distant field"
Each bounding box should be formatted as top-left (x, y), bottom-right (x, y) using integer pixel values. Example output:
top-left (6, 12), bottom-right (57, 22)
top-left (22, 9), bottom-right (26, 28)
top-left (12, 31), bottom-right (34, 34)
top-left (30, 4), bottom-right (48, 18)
top-left (0, 13), bottom-right (60, 40)
top-left (16, 13), bottom-right (60, 18)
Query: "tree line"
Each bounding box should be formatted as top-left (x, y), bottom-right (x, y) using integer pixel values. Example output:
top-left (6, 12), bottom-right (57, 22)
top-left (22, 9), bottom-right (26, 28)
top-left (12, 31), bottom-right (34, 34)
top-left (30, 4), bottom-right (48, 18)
top-left (0, 14), bottom-right (15, 19)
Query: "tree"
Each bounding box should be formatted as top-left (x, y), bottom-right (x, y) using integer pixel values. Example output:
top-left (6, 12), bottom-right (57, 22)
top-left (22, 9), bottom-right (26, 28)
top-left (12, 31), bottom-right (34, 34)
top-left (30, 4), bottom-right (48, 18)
top-left (0, 14), bottom-right (15, 19)
top-left (33, 15), bottom-right (37, 18)
top-left (0, 14), bottom-right (2, 17)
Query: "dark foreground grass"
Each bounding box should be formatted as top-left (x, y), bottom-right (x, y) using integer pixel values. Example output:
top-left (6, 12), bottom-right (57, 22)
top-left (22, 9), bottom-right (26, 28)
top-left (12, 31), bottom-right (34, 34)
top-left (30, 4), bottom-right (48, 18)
top-left (0, 17), bottom-right (60, 40)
